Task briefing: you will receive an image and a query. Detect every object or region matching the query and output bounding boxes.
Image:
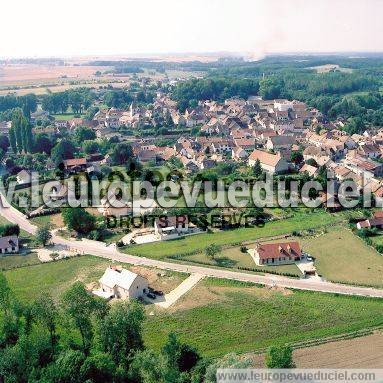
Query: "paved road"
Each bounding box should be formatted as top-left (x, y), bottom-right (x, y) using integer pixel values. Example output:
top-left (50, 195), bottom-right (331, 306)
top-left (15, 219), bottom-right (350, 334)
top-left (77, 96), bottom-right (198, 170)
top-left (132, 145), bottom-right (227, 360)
top-left (1, 197), bottom-right (383, 299)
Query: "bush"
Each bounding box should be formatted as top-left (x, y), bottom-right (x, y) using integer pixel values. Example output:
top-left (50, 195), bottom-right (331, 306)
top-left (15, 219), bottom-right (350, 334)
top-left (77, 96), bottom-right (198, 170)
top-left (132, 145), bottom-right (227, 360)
top-left (240, 246), bottom-right (248, 253)
top-left (0, 223), bottom-right (20, 237)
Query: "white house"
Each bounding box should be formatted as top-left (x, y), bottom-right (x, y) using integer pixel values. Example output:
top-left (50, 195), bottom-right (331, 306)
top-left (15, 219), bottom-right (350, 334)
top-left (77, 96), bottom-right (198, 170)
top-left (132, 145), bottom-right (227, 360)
top-left (16, 170), bottom-right (37, 185)
top-left (97, 266), bottom-right (149, 300)
top-left (248, 149), bottom-right (289, 174)
top-left (154, 215), bottom-right (194, 240)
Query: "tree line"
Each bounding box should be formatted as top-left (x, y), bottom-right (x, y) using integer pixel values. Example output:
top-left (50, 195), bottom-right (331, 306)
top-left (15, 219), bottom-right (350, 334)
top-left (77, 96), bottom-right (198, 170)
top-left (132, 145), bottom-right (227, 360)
top-left (41, 89), bottom-right (95, 115)
top-left (0, 94), bottom-right (37, 118)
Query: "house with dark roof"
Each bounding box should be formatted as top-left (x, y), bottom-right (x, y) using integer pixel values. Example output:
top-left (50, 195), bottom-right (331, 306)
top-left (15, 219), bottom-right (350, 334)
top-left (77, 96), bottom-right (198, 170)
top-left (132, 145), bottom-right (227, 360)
top-left (0, 236), bottom-right (19, 255)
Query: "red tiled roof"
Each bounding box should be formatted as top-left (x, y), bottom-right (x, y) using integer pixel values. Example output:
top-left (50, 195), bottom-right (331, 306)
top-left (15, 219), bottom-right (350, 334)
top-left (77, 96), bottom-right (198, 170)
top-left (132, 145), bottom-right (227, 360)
top-left (249, 150), bottom-right (282, 167)
top-left (63, 158), bottom-right (87, 167)
top-left (256, 241), bottom-right (302, 261)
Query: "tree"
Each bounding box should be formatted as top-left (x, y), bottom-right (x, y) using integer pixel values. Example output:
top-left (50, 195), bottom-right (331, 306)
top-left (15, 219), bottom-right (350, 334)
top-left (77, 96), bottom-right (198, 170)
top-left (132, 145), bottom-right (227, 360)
top-left (266, 345), bottom-right (295, 368)
top-left (290, 151), bottom-right (303, 165)
top-left (82, 140), bottom-right (100, 155)
top-left (75, 126), bottom-right (96, 143)
top-left (33, 134), bottom-right (52, 155)
top-left (62, 208), bottom-right (96, 234)
top-left (0, 134), bottom-right (9, 152)
top-left (48, 349), bottom-right (85, 383)
top-left (32, 294), bottom-right (58, 352)
top-left (36, 224), bottom-right (52, 246)
top-left (259, 77), bottom-right (284, 100)
top-left (51, 139), bottom-right (76, 165)
top-left (11, 109), bottom-right (32, 153)
top-left (0, 224), bottom-right (20, 237)
top-left (110, 142), bottom-right (134, 165)
top-left (204, 244), bottom-right (221, 259)
top-left (130, 349), bottom-right (168, 383)
top-left (99, 300), bottom-right (145, 367)
top-left (163, 332), bottom-right (200, 373)
top-left (253, 159), bottom-right (263, 178)
top-left (204, 353), bottom-right (252, 383)
top-left (61, 282), bottom-right (103, 354)
top-left (80, 352), bottom-right (117, 383)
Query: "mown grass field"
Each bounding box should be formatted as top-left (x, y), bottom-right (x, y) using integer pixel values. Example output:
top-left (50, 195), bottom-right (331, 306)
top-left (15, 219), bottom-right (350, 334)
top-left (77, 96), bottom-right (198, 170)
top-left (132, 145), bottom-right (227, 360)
top-left (0, 253), bottom-right (40, 270)
top-left (2, 255), bottom-right (187, 302)
top-left (302, 227), bottom-right (383, 287)
top-left (124, 210), bottom-right (343, 259)
top-left (182, 247), bottom-right (302, 276)
top-left (144, 278), bottom-right (383, 356)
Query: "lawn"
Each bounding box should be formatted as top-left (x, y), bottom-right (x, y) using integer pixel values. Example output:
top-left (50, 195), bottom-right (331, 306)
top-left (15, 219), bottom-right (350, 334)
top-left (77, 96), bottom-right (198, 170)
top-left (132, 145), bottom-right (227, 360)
top-left (124, 210), bottom-right (343, 260)
top-left (3, 256), bottom-right (110, 301)
top-left (30, 213), bottom-right (64, 229)
top-left (2, 255), bottom-right (187, 302)
top-left (302, 227), bottom-right (383, 287)
top-left (143, 278), bottom-right (383, 356)
top-left (52, 113), bottom-right (84, 121)
top-left (0, 253), bottom-right (40, 271)
top-left (181, 246), bottom-right (302, 277)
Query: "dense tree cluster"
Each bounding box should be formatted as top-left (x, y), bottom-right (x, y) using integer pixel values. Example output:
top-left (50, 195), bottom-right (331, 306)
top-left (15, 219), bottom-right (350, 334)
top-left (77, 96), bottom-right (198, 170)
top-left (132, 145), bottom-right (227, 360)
top-left (172, 78), bottom-right (260, 111)
top-left (0, 94), bottom-right (37, 118)
top-left (41, 89), bottom-right (95, 114)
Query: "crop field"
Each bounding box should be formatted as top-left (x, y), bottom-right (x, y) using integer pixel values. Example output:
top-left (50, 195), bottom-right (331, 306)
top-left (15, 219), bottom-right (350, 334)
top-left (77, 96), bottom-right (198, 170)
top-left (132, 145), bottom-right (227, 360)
top-left (251, 332), bottom-right (383, 368)
top-left (302, 227), bottom-right (383, 287)
top-left (0, 64), bottom-right (112, 84)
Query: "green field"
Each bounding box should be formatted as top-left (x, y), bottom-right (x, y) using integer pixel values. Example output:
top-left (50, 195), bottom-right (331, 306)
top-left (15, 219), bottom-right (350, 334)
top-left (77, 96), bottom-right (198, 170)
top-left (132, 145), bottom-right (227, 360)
top-left (4, 256), bottom-right (111, 301)
top-left (144, 278), bottom-right (383, 356)
top-left (124, 210), bottom-right (343, 259)
top-left (181, 247), bottom-right (302, 276)
top-left (302, 227), bottom-right (383, 287)
top-left (52, 112), bottom-right (84, 121)
top-left (0, 253), bottom-right (40, 270)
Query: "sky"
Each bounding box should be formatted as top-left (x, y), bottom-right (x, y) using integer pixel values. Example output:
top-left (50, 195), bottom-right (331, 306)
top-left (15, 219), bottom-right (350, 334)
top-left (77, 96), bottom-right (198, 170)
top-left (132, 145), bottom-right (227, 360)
top-left (1, 0), bottom-right (382, 58)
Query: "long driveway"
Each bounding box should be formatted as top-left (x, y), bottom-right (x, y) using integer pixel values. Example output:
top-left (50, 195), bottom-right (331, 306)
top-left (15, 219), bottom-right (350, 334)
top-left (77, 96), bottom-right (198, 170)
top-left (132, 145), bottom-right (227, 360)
top-left (1, 198), bottom-right (383, 299)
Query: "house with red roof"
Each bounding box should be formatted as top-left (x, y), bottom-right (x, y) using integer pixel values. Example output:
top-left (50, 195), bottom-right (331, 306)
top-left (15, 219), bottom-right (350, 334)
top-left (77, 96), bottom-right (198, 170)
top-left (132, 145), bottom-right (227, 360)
top-left (252, 241), bottom-right (304, 266)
